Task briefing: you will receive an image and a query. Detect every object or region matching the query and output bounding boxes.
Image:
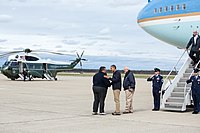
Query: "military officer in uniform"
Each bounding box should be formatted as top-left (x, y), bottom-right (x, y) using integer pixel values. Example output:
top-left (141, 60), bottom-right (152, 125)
top-left (147, 68), bottom-right (163, 111)
top-left (186, 69), bottom-right (200, 114)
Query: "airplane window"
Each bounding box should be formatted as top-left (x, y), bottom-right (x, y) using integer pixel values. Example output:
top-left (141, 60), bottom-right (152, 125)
top-left (154, 8), bottom-right (157, 13)
top-left (25, 56), bottom-right (39, 61)
top-left (164, 6), bottom-right (168, 12)
top-left (170, 6), bottom-right (174, 11)
top-left (182, 4), bottom-right (186, 10)
top-left (176, 5), bottom-right (180, 11)
top-left (159, 7), bottom-right (162, 13)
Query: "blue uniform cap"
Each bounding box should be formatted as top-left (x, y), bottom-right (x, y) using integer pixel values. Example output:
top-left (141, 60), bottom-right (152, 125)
top-left (194, 69), bottom-right (199, 73)
top-left (154, 68), bottom-right (161, 72)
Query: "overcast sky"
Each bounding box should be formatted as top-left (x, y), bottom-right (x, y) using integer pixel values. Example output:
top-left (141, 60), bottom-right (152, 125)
top-left (0, 0), bottom-right (186, 70)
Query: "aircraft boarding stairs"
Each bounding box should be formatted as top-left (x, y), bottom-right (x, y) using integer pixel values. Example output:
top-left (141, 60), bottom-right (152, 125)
top-left (19, 71), bottom-right (54, 81)
top-left (43, 72), bottom-right (54, 81)
top-left (161, 50), bottom-right (198, 112)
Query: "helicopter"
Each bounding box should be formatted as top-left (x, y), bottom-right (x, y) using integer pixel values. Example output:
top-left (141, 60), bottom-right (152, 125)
top-left (0, 49), bottom-right (87, 81)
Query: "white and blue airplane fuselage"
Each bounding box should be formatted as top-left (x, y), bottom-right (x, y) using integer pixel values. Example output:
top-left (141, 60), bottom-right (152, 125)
top-left (137, 0), bottom-right (200, 49)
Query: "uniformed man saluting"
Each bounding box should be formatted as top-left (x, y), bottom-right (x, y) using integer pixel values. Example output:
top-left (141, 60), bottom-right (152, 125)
top-left (147, 68), bottom-right (163, 111)
top-left (186, 69), bottom-right (200, 114)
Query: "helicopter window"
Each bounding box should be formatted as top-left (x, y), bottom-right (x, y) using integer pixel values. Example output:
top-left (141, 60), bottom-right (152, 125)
top-left (35, 64), bottom-right (43, 69)
top-left (182, 4), bottom-right (186, 10)
top-left (25, 56), bottom-right (39, 61)
top-left (170, 5), bottom-right (174, 11)
top-left (10, 62), bottom-right (19, 67)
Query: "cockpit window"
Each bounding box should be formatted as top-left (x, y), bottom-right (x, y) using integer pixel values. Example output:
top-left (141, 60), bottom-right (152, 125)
top-left (3, 61), bottom-right (10, 66)
top-left (10, 62), bottom-right (19, 67)
top-left (25, 56), bottom-right (39, 61)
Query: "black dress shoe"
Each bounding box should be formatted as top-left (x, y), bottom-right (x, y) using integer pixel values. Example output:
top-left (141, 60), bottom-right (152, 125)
top-left (112, 112), bottom-right (121, 115)
top-left (152, 109), bottom-right (159, 111)
top-left (92, 112), bottom-right (98, 115)
top-left (123, 111), bottom-right (130, 114)
top-left (192, 111), bottom-right (199, 114)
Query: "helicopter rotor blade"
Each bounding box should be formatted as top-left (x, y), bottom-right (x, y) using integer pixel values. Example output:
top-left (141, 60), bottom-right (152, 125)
top-left (0, 50), bottom-right (24, 58)
top-left (76, 52), bottom-right (80, 58)
top-left (80, 61), bottom-right (83, 67)
top-left (31, 50), bottom-right (74, 56)
top-left (80, 51), bottom-right (84, 58)
top-left (81, 59), bottom-right (87, 61)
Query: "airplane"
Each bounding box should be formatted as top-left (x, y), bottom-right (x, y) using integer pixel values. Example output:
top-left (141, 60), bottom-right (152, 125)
top-left (137, 0), bottom-right (200, 49)
top-left (137, 0), bottom-right (200, 112)
top-left (0, 49), bottom-right (87, 81)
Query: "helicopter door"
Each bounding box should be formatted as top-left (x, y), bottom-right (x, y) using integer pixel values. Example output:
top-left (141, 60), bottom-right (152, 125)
top-left (43, 63), bottom-right (47, 72)
top-left (19, 62), bottom-right (23, 74)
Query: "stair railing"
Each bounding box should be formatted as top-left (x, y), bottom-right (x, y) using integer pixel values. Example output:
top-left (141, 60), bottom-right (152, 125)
top-left (182, 60), bottom-right (200, 110)
top-left (161, 50), bottom-right (187, 96)
top-left (161, 50), bottom-right (190, 108)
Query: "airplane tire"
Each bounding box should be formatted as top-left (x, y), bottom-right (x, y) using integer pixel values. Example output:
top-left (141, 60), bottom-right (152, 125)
top-left (54, 78), bottom-right (58, 81)
top-left (11, 78), bottom-right (15, 81)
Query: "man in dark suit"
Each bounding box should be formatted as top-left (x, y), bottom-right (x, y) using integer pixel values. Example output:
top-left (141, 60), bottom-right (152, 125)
top-left (92, 66), bottom-right (111, 115)
top-left (186, 69), bottom-right (200, 114)
top-left (106, 65), bottom-right (122, 115)
top-left (147, 68), bottom-right (163, 111)
top-left (186, 31), bottom-right (200, 65)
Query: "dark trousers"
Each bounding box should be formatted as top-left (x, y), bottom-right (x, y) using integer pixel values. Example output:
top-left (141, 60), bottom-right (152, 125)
top-left (153, 91), bottom-right (160, 110)
top-left (192, 92), bottom-right (200, 112)
top-left (189, 50), bottom-right (200, 63)
top-left (93, 86), bottom-right (107, 113)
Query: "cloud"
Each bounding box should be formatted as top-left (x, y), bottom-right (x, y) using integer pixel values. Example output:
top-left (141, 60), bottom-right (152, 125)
top-left (0, 39), bottom-right (7, 43)
top-left (108, 0), bottom-right (145, 7)
top-left (0, 14), bottom-right (13, 23)
top-left (55, 45), bottom-right (63, 48)
top-left (62, 40), bottom-right (80, 45)
top-left (99, 28), bottom-right (111, 35)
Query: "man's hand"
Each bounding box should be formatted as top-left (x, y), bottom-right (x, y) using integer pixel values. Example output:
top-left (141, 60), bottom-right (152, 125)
top-left (150, 75), bottom-right (155, 78)
top-left (129, 88), bottom-right (134, 92)
top-left (104, 75), bottom-right (109, 79)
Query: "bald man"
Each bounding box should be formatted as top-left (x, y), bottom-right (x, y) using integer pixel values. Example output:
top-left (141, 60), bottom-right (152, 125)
top-left (123, 67), bottom-right (136, 114)
top-left (186, 31), bottom-right (200, 65)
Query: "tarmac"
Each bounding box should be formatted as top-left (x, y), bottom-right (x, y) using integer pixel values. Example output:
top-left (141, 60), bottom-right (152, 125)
top-left (0, 74), bottom-right (199, 133)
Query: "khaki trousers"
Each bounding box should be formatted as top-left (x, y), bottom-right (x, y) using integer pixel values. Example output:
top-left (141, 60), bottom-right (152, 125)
top-left (125, 90), bottom-right (135, 112)
top-left (113, 89), bottom-right (121, 113)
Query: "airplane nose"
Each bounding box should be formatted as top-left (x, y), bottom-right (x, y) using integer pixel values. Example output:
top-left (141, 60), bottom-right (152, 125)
top-left (137, 10), bottom-right (143, 24)
top-left (137, 4), bottom-right (149, 26)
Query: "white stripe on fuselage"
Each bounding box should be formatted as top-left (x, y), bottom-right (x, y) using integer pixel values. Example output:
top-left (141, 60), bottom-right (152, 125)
top-left (139, 15), bottom-right (200, 27)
